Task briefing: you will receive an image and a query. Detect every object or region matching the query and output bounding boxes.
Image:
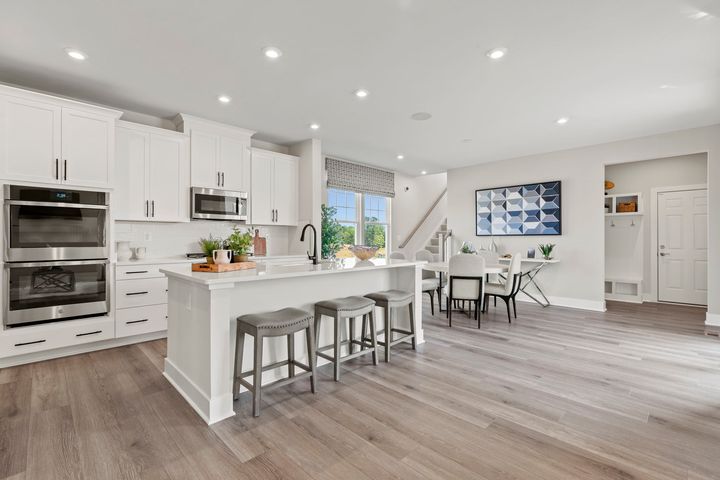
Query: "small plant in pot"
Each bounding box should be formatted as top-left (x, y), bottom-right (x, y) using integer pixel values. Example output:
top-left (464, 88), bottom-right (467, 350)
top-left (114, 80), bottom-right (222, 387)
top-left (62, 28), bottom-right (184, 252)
top-left (198, 235), bottom-right (222, 264)
top-left (226, 226), bottom-right (253, 262)
top-left (538, 243), bottom-right (556, 260)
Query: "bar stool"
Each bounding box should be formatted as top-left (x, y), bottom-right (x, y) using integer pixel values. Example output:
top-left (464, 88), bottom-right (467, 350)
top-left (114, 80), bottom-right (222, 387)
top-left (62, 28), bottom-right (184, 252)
top-left (233, 307), bottom-right (317, 417)
top-left (314, 296), bottom-right (378, 381)
top-left (363, 290), bottom-right (416, 362)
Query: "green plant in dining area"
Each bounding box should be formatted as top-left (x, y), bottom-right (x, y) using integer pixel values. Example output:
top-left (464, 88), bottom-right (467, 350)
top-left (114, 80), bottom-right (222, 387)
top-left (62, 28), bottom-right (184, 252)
top-left (226, 226), bottom-right (253, 262)
top-left (198, 235), bottom-right (223, 263)
top-left (538, 243), bottom-right (556, 260)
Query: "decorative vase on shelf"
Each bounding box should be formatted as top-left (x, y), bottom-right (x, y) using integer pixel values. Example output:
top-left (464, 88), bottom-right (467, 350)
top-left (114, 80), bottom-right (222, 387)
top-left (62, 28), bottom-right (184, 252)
top-left (117, 241), bottom-right (132, 261)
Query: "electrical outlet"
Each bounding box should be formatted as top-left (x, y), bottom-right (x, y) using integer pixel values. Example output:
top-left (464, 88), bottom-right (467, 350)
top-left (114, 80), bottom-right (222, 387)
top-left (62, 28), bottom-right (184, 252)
top-left (144, 232), bottom-right (152, 242)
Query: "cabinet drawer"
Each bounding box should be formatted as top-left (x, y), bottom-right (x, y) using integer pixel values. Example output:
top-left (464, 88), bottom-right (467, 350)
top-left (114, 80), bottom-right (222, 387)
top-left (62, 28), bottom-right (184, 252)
top-left (116, 304), bottom-right (167, 338)
top-left (116, 277), bottom-right (167, 308)
top-left (117, 264), bottom-right (166, 280)
top-left (0, 317), bottom-right (114, 359)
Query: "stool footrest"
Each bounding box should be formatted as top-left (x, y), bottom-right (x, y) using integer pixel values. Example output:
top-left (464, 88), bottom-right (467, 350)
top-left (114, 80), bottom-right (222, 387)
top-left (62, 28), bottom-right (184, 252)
top-left (238, 358), bottom-right (312, 380)
top-left (363, 334), bottom-right (414, 348)
top-left (317, 346), bottom-right (376, 364)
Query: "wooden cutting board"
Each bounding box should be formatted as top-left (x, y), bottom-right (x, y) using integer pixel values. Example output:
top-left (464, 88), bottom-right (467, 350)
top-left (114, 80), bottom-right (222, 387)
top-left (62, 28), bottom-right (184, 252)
top-left (192, 262), bottom-right (257, 273)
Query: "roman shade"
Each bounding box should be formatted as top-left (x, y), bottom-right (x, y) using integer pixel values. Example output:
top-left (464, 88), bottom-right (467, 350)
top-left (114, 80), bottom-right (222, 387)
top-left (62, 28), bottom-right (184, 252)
top-left (325, 157), bottom-right (395, 198)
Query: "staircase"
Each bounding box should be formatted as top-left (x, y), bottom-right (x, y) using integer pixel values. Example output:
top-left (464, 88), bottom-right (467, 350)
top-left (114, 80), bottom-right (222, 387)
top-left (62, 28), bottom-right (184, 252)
top-left (424, 220), bottom-right (448, 258)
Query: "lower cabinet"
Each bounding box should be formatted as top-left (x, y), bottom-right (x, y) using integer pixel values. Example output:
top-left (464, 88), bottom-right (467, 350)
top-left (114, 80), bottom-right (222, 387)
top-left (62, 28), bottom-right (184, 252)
top-left (115, 262), bottom-right (174, 338)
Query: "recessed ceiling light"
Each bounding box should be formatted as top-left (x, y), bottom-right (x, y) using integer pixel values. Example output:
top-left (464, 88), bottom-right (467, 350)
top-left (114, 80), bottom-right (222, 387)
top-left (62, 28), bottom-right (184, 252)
top-left (354, 89), bottom-right (369, 98)
top-left (659, 84), bottom-right (677, 89)
top-left (309, 123), bottom-right (320, 130)
top-left (411, 112), bottom-right (432, 121)
top-left (263, 47), bottom-right (282, 59)
top-left (461, 138), bottom-right (472, 143)
top-left (486, 47), bottom-right (507, 60)
top-left (555, 116), bottom-right (569, 125)
top-left (421, 171), bottom-right (427, 175)
top-left (689, 11), bottom-right (709, 19)
top-left (217, 95), bottom-right (232, 104)
top-left (396, 154), bottom-right (404, 160)
top-left (65, 48), bottom-right (87, 61)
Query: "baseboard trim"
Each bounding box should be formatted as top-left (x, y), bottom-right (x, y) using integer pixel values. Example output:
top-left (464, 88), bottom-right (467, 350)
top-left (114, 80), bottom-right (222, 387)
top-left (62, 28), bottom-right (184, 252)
top-left (0, 331), bottom-right (167, 368)
top-left (705, 312), bottom-right (720, 327)
top-left (517, 294), bottom-right (606, 312)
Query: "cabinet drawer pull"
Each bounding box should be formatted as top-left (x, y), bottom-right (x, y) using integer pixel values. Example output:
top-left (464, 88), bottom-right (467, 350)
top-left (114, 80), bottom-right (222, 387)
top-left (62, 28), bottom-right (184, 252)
top-left (126, 319), bottom-right (149, 325)
top-left (76, 330), bottom-right (102, 337)
top-left (125, 291), bottom-right (149, 296)
top-left (125, 270), bottom-right (149, 274)
top-left (15, 339), bottom-right (46, 347)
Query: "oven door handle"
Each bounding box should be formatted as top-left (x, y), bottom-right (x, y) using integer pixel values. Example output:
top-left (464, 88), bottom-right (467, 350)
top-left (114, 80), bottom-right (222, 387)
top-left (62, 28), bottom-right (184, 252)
top-left (4, 259), bottom-right (110, 268)
top-left (5, 200), bottom-right (109, 210)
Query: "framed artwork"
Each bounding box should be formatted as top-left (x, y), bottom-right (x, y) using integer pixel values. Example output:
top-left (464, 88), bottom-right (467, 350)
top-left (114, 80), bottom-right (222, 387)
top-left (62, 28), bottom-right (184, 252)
top-left (475, 181), bottom-right (561, 236)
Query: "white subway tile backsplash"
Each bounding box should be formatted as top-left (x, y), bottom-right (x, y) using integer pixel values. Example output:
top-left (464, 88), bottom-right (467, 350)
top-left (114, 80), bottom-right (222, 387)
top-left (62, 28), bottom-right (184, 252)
top-left (115, 221), bottom-right (290, 257)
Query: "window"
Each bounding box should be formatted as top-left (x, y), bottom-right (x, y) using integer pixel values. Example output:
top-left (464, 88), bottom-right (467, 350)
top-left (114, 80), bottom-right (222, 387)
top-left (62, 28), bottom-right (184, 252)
top-left (326, 188), bottom-right (390, 258)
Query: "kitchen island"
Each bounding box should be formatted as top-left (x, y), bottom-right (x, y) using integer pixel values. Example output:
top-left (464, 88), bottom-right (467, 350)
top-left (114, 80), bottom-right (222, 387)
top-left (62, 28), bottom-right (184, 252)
top-left (160, 258), bottom-right (425, 424)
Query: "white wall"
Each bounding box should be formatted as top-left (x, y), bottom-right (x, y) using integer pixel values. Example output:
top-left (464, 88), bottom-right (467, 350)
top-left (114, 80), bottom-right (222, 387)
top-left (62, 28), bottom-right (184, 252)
top-left (114, 221), bottom-right (291, 258)
top-left (447, 124), bottom-right (720, 320)
top-left (392, 172), bottom-right (447, 252)
top-left (605, 153), bottom-right (707, 297)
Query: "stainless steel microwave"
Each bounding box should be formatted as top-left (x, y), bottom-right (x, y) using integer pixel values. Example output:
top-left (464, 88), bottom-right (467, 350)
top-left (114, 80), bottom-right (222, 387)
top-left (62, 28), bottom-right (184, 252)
top-left (191, 187), bottom-right (248, 221)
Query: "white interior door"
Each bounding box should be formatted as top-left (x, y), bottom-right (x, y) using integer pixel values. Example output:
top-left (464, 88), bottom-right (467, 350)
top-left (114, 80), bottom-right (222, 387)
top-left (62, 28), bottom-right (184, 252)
top-left (657, 189), bottom-right (707, 305)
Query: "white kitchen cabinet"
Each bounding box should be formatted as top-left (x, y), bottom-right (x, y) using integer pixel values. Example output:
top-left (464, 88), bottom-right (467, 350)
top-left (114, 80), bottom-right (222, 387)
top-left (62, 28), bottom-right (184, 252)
top-left (251, 148), bottom-right (299, 226)
top-left (176, 114), bottom-right (254, 191)
top-left (115, 121), bottom-right (189, 222)
top-left (0, 85), bottom-right (121, 188)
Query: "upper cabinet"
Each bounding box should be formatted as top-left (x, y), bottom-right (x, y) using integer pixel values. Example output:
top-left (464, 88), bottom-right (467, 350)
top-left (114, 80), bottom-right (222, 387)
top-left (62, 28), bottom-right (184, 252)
top-left (0, 85), bottom-right (121, 189)
top-left (115, 121), bottom-right (189, 222)
top-left (175, 114), bottom-right (254, 192)
top-left (251, 148), bottom-right (299, 226)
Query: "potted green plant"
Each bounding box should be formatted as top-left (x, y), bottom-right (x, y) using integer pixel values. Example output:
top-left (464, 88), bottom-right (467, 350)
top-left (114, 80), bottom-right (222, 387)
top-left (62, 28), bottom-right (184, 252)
top-left (226, 226), bottom-right (253, 262)
top-left (198, 235), bottom-right (222, 264)
top-left (538, 243), bottom-right (556, 260)
top-left (460, 241), bottom-right (476, 254)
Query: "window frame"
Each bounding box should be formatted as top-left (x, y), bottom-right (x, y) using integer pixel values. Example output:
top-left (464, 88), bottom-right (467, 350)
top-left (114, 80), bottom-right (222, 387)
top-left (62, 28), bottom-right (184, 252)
top-left (326, 188), bottom-right (392, 252)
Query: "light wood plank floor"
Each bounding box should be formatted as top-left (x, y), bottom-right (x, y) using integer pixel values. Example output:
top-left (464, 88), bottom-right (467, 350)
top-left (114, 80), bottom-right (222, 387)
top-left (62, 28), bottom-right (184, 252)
top-left (2, 300), bottom-right (719, 479)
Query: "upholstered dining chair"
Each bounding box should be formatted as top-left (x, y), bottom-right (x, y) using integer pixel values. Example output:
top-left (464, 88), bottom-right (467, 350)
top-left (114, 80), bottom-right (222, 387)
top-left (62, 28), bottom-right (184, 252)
top-left (444, 254), bottom-right (485, 328)
top-left (483, 253), bottom-right (522, 322)
top-left (415, 249), bottom-right (440, 315)
top-left (388, 252), bottom-right (406, 259)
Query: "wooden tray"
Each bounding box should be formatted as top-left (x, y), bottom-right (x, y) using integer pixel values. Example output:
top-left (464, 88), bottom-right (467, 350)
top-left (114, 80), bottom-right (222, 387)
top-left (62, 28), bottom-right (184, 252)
top-left (192, 262), bottom-right (257, 273)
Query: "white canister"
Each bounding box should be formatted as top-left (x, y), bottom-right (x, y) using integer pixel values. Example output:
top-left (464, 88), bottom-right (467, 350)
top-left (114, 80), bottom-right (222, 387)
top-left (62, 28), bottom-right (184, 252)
top-left (212, 249), bottom-right (233, 264)
top-left (117, 241), bottom-right (132, 261)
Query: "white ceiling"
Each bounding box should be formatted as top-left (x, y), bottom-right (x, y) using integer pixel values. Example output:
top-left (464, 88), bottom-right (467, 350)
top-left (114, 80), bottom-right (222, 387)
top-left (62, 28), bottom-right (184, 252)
top-left (0, 0), bottom-right (718, 175)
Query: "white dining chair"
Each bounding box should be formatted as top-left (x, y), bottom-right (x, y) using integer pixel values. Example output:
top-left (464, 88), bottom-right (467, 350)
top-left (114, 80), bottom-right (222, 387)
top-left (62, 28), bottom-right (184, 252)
top-left (415, 249), bottom-right (440, 315)
top-left (484, 253), bottom-right (523, 322)
top-left (388, 252), bottom-right (406, 259)
top-left (444, 254), bottom-right (485, 328)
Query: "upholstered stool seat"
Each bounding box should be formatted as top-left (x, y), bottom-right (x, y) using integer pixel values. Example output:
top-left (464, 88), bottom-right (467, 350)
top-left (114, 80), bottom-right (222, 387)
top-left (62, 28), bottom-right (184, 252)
top-left (314, 296), bottom-right (378, 382)
top-left (363, 289), bottom-right (416, 362)
top-left (233, 307), bottom-right (317, 417)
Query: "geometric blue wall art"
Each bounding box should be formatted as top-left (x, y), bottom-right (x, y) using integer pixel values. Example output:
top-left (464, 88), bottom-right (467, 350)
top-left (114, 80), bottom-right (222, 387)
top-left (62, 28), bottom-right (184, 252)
top-left (475, 181), bottom-right (562, 236)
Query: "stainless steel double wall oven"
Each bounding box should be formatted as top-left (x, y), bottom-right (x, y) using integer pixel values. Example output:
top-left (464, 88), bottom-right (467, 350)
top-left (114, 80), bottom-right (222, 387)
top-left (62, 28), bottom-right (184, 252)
top-left (3, 185), bottom-right (110, 327)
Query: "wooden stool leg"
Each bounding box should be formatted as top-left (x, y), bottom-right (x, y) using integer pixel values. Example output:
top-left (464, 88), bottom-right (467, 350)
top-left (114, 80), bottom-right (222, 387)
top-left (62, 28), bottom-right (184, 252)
top-left (233, 331), bottom-right (245, 400)
top-left (361, 314), bottom-right (368, 350)
top-left (408, 301), bottom-right (416, 350)
top-left (314, 312), bottom-right (322, 365)
top-left (348, 316), bottom-right (355, 355)
top-left (384, 306), bottom-right (391, 363)
top-left (252, 334), bottom-right (263, 417)
top-left (333, 314), bottom-right (341, 382)
top-left (306, 323), bottom-right (317, 394)
top-left (369, 309), bottom-right (378, 366)
top-left (287, 333), bottom-right (295, 377)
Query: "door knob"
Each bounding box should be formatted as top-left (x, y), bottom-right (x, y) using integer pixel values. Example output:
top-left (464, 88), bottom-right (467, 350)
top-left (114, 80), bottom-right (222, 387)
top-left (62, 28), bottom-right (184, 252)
top-left (659, 252), bottom-right (669, 256)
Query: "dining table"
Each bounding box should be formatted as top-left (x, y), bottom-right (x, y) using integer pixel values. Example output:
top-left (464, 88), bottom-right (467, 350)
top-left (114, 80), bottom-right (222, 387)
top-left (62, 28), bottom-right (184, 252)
top-left (423, 261), bottom-right (508, 313)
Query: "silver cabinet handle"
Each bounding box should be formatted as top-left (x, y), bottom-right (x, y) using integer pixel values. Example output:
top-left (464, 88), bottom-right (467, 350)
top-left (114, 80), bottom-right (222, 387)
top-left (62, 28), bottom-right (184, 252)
top-left (151, 200), bottom-right (155, 217)
top-left (145, 200), bottom-right (149, 217)
top-left (126, 319), bottom-right (148, 325)
top-left (76, 330), bottom-right (102, 337)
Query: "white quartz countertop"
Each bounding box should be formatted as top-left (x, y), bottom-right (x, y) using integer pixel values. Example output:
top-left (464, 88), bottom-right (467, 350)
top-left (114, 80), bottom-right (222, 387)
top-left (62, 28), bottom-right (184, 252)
top-left (160, 258), bottom-right (424, 286)
top-left (117, 254), bottom-right (309, 266)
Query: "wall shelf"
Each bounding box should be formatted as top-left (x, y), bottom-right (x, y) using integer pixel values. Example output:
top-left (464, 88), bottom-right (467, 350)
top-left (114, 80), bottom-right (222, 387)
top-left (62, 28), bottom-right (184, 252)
top-left (604, 192), bottom-right (642, 215)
